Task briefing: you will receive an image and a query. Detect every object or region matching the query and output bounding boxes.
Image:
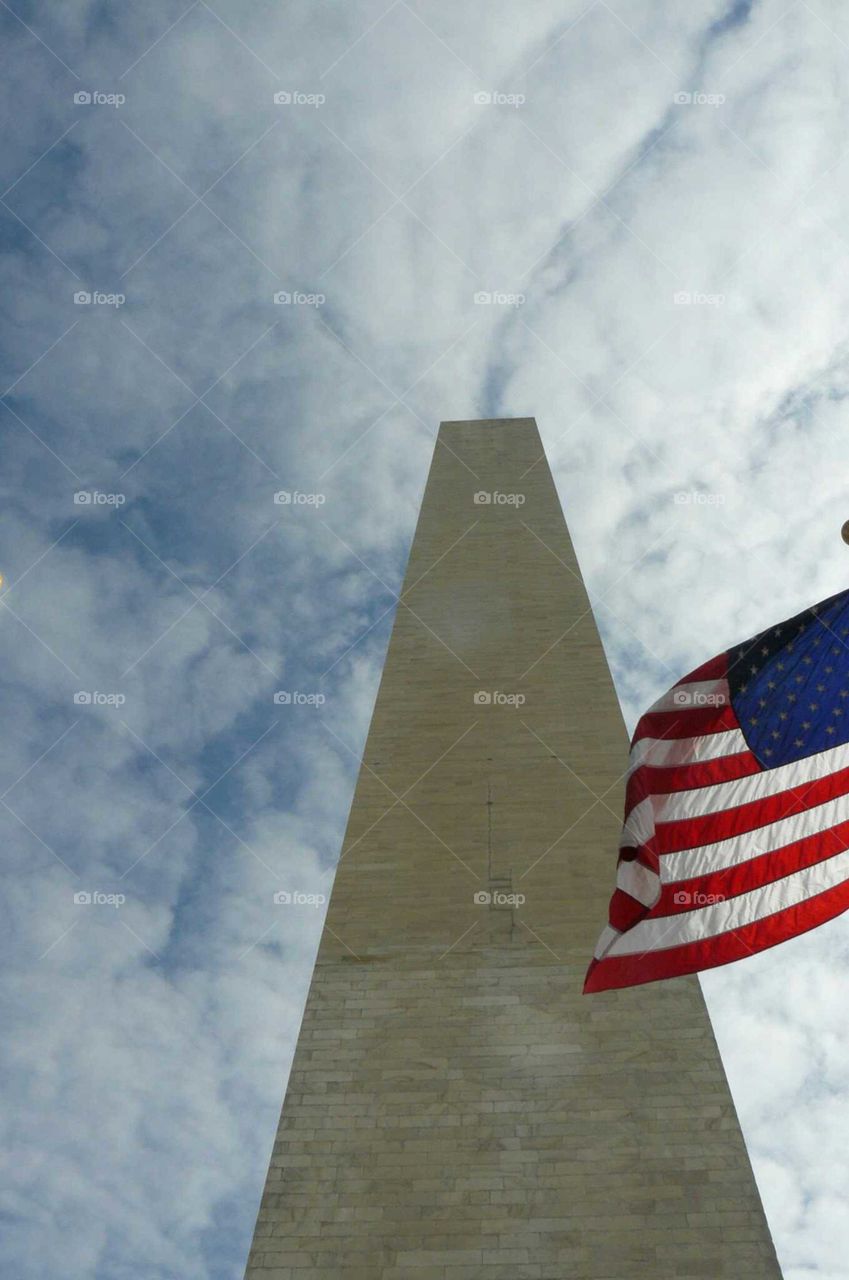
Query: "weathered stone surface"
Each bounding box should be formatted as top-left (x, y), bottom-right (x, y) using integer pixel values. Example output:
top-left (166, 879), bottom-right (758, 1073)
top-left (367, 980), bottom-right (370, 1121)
top-left (244, 419), bottom-right (782, 1278)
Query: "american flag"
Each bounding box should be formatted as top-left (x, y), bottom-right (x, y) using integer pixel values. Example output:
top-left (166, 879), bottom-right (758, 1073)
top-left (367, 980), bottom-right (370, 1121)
top-left (584, 587), bottom-right (849, 994)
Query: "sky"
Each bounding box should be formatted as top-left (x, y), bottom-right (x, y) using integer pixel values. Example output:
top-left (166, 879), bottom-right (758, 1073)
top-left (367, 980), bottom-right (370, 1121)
top-left (3, 0), bottom-right (849, 1275)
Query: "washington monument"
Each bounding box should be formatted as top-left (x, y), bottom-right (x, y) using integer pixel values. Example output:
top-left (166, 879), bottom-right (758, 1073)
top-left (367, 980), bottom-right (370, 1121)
top-left (244, 418), bottom-right (781, 1277)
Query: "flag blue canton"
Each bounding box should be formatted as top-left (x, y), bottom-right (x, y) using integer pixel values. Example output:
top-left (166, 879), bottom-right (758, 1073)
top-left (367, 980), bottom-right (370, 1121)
top-left (728, 587), bottom-right (849, 768)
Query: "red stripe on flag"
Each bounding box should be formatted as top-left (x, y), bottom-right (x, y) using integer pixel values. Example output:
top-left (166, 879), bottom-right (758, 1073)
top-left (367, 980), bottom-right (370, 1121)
top-left (608, 887), bottom-right (652, 932)
top-left (632, 703), bottom-right (739, 745)
top-left (654, 817), bottom-right (849, 914)
top-left (625, 748), bottom-right (759, 815)
top-left (618, 844), bottom-right (659, 870)
top-left (654, 761), bottom-right (849, 854)
top-left (676, 652), bottom-right (729, 683)
top-left (583, 874), bottom-right (849, 992)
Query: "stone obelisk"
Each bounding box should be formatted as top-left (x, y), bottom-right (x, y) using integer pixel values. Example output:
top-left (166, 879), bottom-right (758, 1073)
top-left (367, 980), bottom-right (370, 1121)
top-left (244, 418), bottom-right (782, 1278)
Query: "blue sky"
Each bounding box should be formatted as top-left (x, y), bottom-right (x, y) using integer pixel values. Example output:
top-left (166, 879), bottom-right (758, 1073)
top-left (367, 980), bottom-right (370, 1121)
top-left (4, 1), bottom-right (849, 1276)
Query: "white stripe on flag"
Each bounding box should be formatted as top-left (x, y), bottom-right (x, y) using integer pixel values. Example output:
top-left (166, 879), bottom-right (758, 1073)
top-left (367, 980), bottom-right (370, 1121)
top-left (662, 792), bottom-right (849, 883)
top-left (647, 678), bottom-right (730, 714)
top-left (593, 923), bottom-right (621, 960)
top-left (627, 728), bottom-right (747, 775)
top-left (622, 797), bottom-right (653, 848)
top-left (603, 846), bottom-right (849, 958)
top-left (652, 739), bottom-right (849, 823)
top-left (617, 859), bottom-right (660, 906)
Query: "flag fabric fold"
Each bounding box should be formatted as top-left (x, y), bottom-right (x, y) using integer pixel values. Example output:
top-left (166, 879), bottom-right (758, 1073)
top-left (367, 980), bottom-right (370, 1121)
top-left (584, 586), bottom-right (849, 993)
